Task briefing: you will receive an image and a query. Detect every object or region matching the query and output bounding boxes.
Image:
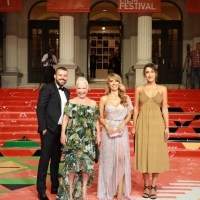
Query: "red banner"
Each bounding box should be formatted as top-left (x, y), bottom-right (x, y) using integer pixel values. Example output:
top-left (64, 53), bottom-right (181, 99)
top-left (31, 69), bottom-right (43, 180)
top-left (118, 0), bottom-right (161, 13)
top-left (47, 0), bottom-right (90, 12)
top-left (0, 0), bottom-right (22, 12)
top-left (186, 0), bottom-right (200, 14)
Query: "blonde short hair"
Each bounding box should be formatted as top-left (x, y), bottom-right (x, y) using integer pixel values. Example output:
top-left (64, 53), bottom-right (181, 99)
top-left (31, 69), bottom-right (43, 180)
top-left (76, 77), bottom-right (89, 88)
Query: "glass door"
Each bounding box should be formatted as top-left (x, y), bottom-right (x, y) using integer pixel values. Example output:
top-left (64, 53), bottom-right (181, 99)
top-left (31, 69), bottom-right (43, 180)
top-left (28, 20), bottom-right (59, 83)
top-left (88, 21), bottom-right (122, 80)
top-left (90, 32), bottom-right (121, 79)
top-left (152, 21), bottom-right (182, 84)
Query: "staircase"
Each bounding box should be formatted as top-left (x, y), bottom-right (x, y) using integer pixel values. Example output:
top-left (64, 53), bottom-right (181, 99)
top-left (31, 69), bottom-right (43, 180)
top-left (0, 88), bottom-right (200, 157)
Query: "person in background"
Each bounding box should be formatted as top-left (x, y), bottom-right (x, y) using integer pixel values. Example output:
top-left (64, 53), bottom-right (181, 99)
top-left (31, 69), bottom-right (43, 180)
top-left (97, 73), bottom-right (133, 200)
top-left (56, 77), bottom-right (100, 200)
top-left (36, 67), bottom-right (70, 200)
top-left (41, 46), bottom-right (57, 84)
top-left (108, 52), bottom-right (119, 75)
top-left (132, 63), bottom-right (170, 199)
top-left (115, 49), bottom-right (121, 76)
top-left (188, 42), bottom-right (200, 89)
top-left (108, 52), bottom-right (115, 73)
top-left (90, 50), bottom-right (97, 78)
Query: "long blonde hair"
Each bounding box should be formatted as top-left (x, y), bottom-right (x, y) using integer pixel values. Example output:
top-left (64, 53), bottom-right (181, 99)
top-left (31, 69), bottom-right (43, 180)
top-left (105, 73), bottom-right (128, 106)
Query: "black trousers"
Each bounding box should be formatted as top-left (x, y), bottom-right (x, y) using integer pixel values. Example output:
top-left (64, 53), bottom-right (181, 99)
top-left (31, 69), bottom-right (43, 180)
top-left (43, 66), bottom-right (55, 84)
top-left (36, 125), bottom-right (62, 193)
top-left (90, 65), bottom-right (96, 78)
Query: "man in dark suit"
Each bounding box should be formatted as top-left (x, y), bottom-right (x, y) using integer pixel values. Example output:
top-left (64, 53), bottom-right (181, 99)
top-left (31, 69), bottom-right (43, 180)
top-left (90, 50), bottom-right (97, 78)
top-left (36, 66), bottom-right (70, 200)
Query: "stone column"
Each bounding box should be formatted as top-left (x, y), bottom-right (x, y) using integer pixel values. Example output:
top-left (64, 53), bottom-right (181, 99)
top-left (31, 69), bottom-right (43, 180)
top-left (128, 13), bottom-right (137, 88)
top-left (0, 13), bottom-right (23, 88)
top-left (134, 13), bottom-right (152, 87)
top-left (54, 13), bottom-right (76, 87)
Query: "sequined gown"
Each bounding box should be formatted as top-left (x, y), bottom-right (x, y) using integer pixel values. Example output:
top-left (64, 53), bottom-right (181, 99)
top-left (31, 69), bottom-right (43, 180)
top-left (135, 90), bottom-right (170, 173)
top-left (97, 96), bottom-right (133, 200)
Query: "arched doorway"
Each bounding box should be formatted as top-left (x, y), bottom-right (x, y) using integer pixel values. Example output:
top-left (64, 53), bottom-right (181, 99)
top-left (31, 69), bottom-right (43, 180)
top-left (28, 2), bottom-right (59, 83)
top-left (152, 1), bottom-right (182, 84)
top-left (88, 2), bottom-right (122, 80)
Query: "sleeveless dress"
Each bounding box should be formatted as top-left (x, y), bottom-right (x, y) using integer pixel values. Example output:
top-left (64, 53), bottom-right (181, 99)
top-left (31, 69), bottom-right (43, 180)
top-left (56, 102), bottom-right (100, 200)
top-left (135, 90), bottom-right (170, 173)
top-left (97, 95), bottom-right (133, 200)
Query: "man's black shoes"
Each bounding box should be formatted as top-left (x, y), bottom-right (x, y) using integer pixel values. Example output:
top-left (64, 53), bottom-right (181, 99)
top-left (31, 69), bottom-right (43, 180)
top-left (38, 192), bottom-right (49, 200)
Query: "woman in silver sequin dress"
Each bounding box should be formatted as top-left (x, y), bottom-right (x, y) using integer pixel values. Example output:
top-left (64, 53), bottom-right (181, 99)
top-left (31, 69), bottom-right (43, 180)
top-left (97, 73), bottom-right (133, 200)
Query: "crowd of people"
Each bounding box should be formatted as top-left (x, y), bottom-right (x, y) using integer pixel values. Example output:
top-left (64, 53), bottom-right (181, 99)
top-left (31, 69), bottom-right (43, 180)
top-left (36, 62), bottom-right (170, 200)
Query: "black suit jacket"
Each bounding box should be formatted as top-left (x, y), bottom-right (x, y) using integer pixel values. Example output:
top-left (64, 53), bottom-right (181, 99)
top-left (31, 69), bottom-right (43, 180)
top-left (36, 82), bottom-right (70, 133)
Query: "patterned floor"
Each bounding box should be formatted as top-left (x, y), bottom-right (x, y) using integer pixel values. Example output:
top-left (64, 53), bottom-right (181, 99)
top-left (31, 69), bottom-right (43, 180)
top-left (0, 154), bottom-right (200, 200)
top-left (0, 88), bottom-right (200, 199)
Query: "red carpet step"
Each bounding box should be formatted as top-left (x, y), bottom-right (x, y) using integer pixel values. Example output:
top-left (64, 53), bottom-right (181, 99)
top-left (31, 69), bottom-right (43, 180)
top-left (0, 88), bottom-right (200, 157)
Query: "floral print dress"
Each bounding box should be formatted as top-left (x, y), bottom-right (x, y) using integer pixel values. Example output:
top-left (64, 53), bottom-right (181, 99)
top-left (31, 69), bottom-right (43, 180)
top-left (56, 102), bottom-right (100, 200)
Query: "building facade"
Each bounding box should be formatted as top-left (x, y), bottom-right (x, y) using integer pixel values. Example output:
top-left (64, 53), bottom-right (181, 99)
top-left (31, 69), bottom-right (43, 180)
top-left (0, 0), bottom-right (200, 88)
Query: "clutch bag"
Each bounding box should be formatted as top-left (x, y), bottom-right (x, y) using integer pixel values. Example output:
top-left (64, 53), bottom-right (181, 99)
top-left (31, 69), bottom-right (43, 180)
top-left (109, 128), bottom-right (123, 138)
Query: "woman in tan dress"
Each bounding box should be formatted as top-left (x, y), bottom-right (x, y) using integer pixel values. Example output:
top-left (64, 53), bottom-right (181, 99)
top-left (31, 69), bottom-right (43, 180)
top-left (131, 63), bottom-right (170, 199)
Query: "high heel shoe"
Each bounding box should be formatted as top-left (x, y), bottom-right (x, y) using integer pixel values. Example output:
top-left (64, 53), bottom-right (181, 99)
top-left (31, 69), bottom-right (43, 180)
top-left (150, 185), bottom-right (157, 199)
top-left (143, 185), bottom-right (150, 198)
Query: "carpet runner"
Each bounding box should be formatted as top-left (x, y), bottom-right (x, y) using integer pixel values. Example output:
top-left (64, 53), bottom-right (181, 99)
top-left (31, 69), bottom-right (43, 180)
top-left (0, 88), bottom-right (200, 157)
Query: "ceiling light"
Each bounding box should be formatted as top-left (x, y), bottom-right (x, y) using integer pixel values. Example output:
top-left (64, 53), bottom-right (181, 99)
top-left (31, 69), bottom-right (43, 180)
top-left (102, 27), bottom-right (105, 30)
top-left (103, 9), bottom-right (107, 12)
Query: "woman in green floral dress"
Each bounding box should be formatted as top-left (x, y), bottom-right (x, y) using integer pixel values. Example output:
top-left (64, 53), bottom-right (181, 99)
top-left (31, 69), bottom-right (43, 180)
top-left (56, 77), bottom-right (100, 200)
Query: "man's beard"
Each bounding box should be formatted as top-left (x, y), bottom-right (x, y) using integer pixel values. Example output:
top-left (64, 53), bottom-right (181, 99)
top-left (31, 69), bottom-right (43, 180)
top-left (55, 79), bottom-right (66, 87)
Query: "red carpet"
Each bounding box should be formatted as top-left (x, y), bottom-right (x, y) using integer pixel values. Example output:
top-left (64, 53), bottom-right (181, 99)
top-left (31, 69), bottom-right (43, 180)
top-left (0, 88), bottom-right (200, 199)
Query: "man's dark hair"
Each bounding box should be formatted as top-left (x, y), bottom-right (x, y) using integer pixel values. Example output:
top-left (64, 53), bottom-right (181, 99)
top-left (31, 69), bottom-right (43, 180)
top-left (55, 66), bottom-right (68, 73)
